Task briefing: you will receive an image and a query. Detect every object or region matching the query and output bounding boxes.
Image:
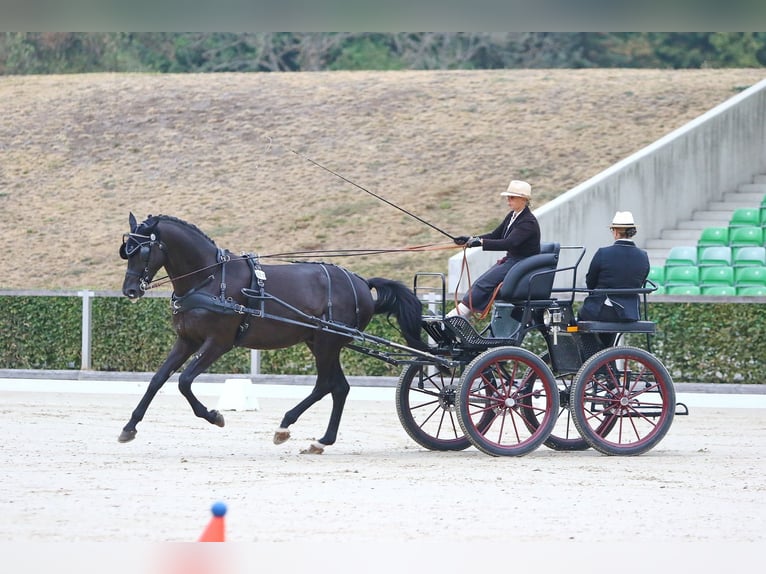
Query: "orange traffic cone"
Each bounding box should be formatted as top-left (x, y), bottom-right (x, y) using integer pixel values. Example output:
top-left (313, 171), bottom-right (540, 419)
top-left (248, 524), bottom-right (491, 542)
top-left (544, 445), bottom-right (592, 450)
top-left (198, 501), bottom-right (227, 542)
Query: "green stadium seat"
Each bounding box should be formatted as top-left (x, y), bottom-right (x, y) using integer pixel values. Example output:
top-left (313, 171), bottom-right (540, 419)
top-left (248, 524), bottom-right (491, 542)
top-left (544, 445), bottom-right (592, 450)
top-left (734, 266), bottom-right (766, 286)
top-left (729, 226), bottom-right (764, 249)
top-left (647, 265), bottom-right (665, 285)
top-left (664, 245), bottom-right (697, 267)
top-left (760, 195), bottom-right (766, 226)
top-left (650, 284), bottom-right (666, 295)
top-left (697, 246), bottom-right (732, 267)
top-left (696, 226), bottom-right (729, 256)
top-left (664, 265), bottom-right (699, 286)
top-left (732, 246), bottom-right (766, 267)
top-left (701, 285), bottom-right (737, 296)
top-left (736, 285), bottom-right (766, 296)
top-left (666, 285), bottom-right (701, 295)
top-left (729, 207), bottom-right (761, 228)
top-left (699, 266), bottom-right (735, 287)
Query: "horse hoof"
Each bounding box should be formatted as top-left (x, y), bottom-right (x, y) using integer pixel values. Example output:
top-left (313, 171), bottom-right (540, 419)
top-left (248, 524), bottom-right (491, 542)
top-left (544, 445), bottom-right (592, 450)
top-left (300, 442), bottom-right (325, 455)
top-left (211, 411), bottom-right (225, 428)
top-left (118, 429), bottom-right (137, 443)
top-left (273, 429), bottom-right (290, 444)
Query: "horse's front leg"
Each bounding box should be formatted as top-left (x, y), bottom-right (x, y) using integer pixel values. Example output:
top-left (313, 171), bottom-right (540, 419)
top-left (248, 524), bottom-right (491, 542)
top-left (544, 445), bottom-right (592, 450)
top-left (118, 338), bottom-right (197, 443)
top-left (176, 341), bottom-right (232, 428)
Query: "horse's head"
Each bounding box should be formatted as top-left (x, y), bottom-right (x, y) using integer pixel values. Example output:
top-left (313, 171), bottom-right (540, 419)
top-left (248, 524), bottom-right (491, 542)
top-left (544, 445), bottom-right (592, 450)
top-left (119, 212), bottom-right (167, 300)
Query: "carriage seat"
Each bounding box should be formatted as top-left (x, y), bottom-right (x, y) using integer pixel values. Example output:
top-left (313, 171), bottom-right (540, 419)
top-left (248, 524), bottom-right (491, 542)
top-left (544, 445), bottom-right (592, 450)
top-left (497, 242), bottom-right (560, 304)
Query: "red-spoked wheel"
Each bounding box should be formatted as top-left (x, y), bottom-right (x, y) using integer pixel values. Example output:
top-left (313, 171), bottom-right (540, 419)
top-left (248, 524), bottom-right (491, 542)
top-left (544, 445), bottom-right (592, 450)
top-left (456, 346), bottom-right (559, 457)
top-left (570, 346), bottom-right (675, 456)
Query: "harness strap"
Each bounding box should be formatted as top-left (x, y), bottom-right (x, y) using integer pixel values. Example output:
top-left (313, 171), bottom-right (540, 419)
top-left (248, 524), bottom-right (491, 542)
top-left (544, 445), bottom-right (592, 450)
top-left (216, 248), bottom-right (230, 301)
top-left (337, 266), bottom-right (361, 328)
top-left (319, 264), bottom-right (333, 322)
top-left (236, 253), bottom-right (266, 341)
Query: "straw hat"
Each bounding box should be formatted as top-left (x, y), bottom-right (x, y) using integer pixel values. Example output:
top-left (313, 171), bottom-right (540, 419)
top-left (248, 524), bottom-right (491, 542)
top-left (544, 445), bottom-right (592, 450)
top-left (500, 180), bottom-right (532, 199)
top-left (610, 211), bottom-right (637, 228)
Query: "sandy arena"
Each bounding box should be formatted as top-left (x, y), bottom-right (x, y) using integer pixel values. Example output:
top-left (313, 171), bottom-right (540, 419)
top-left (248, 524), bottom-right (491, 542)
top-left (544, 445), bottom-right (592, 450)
top-left (0, 378), bottom-right (763, 571)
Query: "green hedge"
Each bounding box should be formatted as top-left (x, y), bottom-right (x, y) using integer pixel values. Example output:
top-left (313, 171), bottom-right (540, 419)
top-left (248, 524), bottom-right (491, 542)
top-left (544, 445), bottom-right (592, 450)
top-left (1, 295), bottom-right (765, 383)
top-left (0, 295), bottom-right (403, 376)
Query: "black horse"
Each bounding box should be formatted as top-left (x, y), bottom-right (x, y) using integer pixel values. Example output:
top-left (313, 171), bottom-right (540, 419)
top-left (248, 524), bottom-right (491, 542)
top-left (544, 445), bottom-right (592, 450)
top-left (117, 213), bottom-right (426, 453)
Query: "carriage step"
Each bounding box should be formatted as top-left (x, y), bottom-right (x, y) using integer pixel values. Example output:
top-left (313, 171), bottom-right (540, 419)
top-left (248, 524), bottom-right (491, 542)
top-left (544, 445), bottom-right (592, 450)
top-left (421, 316), bottom-right (519, 347)
top-left (675, 401), bottom-right (689, 415)
top-left (576, 320), bottom-right (656, 334)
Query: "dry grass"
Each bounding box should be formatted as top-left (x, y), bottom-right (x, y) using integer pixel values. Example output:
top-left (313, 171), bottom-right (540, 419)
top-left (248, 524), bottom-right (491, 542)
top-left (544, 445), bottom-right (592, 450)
top-left (1, 68), bottom-right (764, 290)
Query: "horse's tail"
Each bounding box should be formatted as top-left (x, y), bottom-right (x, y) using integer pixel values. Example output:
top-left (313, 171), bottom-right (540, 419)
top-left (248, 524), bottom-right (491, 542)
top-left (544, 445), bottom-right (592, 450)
top-left (367, 277), bottom-right (428, 351)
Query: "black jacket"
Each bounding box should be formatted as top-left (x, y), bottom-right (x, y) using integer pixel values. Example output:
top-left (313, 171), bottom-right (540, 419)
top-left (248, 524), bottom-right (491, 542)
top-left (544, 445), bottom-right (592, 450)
top-left (580, 240), bottom-right (650, 322)
top-left (479, 206), bottom-right (541, 260)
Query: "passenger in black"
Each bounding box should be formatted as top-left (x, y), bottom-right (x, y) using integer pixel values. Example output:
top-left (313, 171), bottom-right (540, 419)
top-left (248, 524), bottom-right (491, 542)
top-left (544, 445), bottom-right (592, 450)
top-left (579, 211), bottom-right (650, 346)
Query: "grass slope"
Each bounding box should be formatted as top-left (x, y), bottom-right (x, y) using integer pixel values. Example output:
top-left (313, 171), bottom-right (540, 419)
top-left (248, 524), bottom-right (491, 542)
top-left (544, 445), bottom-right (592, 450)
top-left (1, 68), bottom-right (763, 290)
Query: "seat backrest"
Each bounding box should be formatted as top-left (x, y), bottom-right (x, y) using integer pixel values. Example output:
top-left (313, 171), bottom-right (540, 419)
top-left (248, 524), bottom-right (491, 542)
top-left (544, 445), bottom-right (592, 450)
top-left (733, 246), bottom-right (766, 267)
top-left (699, 265), bottom-right (734, 286)
top-left (701, 285), bottom-right (736, 296)
top-left (647, 265), bottom-right (665, 284)
top-left (729, 207), bottom-right (761, 228)
top-left (737, 285), bottom-right (766, 296)
top-left (697, 226), bottom-right (729, 249)
top-left (734, 265), bottom-right (766, 286)
top-left (698, 246), bottom-right (732, 267)
top-left (498, 247), bottom-right (560, 301)
top-left (540, 241), bottom-right (560, 255)
top-left (664, 265), bottom-right (699, 286)
top-left (730, 226), bottom-right (763, 246)
top-left (667, 284), bottom-right (701, 295)
top-left (665, 245), bottom-right (697, 267)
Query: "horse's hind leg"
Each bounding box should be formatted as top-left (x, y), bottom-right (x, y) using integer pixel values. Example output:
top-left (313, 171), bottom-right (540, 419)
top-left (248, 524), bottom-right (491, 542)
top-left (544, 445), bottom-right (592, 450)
top-left (309, 359), bottom-right (350, 452)
top-left (274, 341), bottom-right (350, 454)
top-left (118, 338), bottom-right (196, 443)
top-left (274, 384), bottom-right (331, 445)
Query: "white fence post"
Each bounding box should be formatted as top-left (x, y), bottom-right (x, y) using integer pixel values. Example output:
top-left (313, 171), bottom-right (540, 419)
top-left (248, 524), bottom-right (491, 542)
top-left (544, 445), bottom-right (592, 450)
top-left (250, 349), bottom-right (261, 376)
top-left (78, 290), bottom-right (95, 371)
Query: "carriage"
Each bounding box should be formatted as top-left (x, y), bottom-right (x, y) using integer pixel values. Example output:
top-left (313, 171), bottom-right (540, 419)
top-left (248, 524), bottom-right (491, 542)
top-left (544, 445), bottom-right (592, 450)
top-left (118, 214), bottom-right (684, 457)
top-left (399, 242), bottom-right (684, 457)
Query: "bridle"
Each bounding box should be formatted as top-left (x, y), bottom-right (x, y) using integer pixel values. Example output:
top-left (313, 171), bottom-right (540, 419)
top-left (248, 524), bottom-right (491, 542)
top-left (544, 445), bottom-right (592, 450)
top-left (121, 229), bottom-right (240, 293)
top-left (121, 231), bottom-right (167, 292)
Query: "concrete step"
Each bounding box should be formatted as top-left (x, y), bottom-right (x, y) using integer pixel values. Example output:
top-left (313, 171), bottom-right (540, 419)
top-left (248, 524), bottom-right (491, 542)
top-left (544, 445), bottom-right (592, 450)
top-left (738, 183), bottom-right (766, 195)
top-left (707, 201), bottom-right (758, 211)
top-left (659, 229), bottom-right (704, 241)
top-left (722, 191), bottom-right (765, 204)
top-left (645, 238), bottom-right (695, 249)
top-left (690, 210), bottom-right (734, 222)
top-left (676, 220), bottom-right (723, 230)
top-left (753, 175), bottom-right (766, 184)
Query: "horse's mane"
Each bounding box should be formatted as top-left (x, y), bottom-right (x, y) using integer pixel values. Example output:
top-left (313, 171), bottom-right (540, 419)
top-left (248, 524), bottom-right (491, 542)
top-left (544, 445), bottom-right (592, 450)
top-left (144, 214), bottom-right (218, 246)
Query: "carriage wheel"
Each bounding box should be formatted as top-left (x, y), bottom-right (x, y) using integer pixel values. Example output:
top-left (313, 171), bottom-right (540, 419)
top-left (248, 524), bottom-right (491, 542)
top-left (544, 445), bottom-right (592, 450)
top-left (455, 346), bottom-right (559, 457)
top-left (396, 363), bottom-right (486, 451)
top-left (519, 353), bottom-right (590, 451)
top-left (570, 346), bottom-right (675, 456)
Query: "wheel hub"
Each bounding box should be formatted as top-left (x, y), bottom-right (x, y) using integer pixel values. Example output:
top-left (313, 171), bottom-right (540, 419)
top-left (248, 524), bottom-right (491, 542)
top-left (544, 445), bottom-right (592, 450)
top-left (438, 384), bottom-right (458, 410)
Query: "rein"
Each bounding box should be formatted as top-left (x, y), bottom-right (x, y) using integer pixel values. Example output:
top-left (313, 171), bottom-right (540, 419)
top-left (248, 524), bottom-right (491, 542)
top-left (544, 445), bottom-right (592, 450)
top-left (142, 260), bottom-right (223, 292)
top-left (260, 242), bottom-right (457, 260)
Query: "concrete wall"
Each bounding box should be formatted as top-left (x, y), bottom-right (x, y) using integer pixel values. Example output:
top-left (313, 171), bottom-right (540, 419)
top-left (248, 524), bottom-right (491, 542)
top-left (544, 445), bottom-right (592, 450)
top-left (449, 76), bottom-right (766, 295)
